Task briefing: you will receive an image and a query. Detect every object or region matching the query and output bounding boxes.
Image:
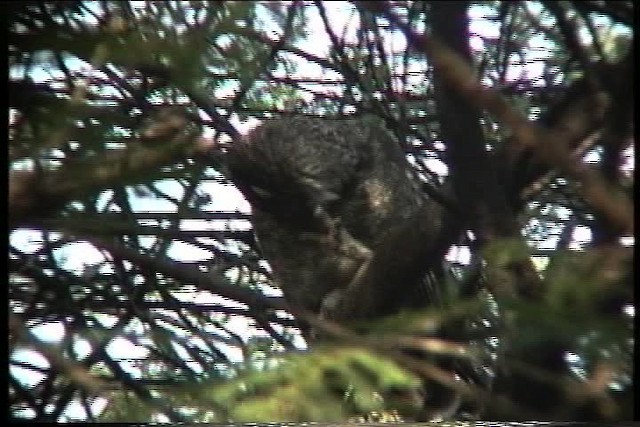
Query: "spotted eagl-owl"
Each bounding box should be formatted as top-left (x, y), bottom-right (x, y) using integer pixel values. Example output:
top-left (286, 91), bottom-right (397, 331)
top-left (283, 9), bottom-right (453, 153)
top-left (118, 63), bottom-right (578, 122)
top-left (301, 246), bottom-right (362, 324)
top-left (226, 116), bottom-right (445, 336)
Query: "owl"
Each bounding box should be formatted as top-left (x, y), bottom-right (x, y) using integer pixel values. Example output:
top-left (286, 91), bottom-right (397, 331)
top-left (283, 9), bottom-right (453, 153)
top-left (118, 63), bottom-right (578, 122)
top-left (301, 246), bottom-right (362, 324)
top-left (224, 116), bottom-right (463, 419)
top-left (225, 116), bottom-right (443, 334)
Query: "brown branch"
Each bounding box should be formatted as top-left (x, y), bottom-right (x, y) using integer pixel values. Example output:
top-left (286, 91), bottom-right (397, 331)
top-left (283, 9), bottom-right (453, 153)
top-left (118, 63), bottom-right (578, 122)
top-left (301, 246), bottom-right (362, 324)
top-left (88, 237), bottom-right (286, 311)
top-left (233, 26), bottom-right (341, 74)
top-left (427, 1), bottom-right (544, 301)
top-left (9, 112), bottom-right (199, 228)
top-left (72, 235), bottom-right (489, 399)
top-left (9, 314), bottom-right (113, 395)
top-left (357, 1), bottom-right (633, 235)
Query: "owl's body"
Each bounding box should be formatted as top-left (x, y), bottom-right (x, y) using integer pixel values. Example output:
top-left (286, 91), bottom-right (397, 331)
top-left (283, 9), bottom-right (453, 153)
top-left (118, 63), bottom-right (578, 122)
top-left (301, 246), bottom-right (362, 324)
top-left (226, 116), bottom-right (437, 324)
top-left (225, 116), bottom-right (460, 419)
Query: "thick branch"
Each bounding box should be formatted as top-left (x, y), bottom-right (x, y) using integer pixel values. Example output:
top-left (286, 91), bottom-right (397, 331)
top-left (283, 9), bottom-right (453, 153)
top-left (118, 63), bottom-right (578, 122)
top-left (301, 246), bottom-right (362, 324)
top-left (358, 1), bottom-right (633, 235)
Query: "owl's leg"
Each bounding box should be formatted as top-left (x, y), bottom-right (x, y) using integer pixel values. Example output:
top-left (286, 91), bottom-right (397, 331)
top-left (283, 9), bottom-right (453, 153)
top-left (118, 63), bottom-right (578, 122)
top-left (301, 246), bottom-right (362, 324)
top-left (300, 178), bottom-right (375, 320)
top-left (318, 218), bottom-right (374, 323)
top-left (341, 231), bottom-right (372, 287)
top-left (311, 202), bottom-right (371, 266)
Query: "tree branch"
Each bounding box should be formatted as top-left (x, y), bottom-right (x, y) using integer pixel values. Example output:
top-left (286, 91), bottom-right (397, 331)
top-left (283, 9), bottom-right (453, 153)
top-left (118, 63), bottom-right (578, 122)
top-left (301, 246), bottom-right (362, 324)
top-left (10, 111), bottom-right (199, 228)
top-left (357, 1), bottom-right (633, 235)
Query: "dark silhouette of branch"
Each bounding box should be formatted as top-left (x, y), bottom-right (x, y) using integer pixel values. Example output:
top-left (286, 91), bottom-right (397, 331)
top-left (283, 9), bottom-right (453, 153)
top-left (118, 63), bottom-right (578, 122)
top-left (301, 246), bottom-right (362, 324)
top-left (9, 314), bottom-right (112, 395)
top-left (429, 1), bottom-right (543, 301)
top-left (357, 1), bottom-right (633, 236)
top-left (9, 112), bottom-right (200, 228)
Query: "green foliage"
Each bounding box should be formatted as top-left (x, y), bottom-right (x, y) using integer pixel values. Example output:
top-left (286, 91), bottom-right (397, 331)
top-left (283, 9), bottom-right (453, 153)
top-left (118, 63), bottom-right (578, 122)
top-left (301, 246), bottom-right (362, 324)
top-left (544, 250), bottom-right (631, 313)
top-left (495, 244), bottom-right (632, 387)
top-left (98, 390), bottom-right (155, 422)
top-left (182, 347), bottom-right (421, 422)
top-left (482, 238), bottom-right (532, 269)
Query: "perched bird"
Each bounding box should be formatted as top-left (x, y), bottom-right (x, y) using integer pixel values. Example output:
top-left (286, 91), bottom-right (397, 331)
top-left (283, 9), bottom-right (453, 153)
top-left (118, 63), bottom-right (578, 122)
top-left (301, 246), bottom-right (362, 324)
top-left (224, 115), bottom-right (469, 420)
top-left (225, 116), bottom-right (445, 333)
